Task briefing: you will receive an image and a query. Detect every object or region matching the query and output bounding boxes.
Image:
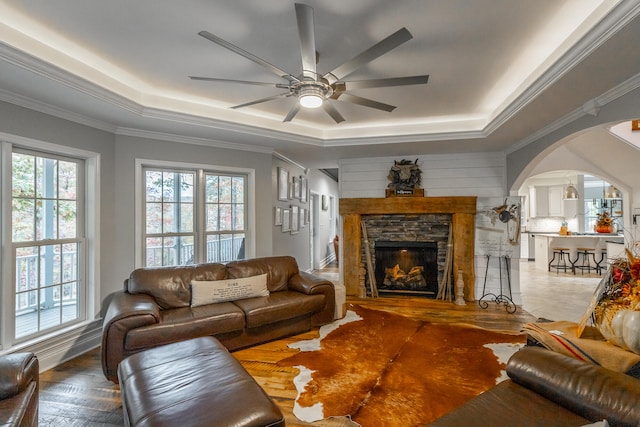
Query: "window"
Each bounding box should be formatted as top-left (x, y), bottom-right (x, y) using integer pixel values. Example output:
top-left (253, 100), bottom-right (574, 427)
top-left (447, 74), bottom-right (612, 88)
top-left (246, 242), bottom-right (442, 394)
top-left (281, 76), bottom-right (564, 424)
top-left (10, 149), bottom-right (85, 341)
top-left (142, 166), bottom-right (248, 267)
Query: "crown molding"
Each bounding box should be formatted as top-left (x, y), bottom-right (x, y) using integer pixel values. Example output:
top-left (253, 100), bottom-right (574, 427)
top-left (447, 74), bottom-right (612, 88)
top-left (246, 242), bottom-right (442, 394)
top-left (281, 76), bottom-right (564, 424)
top-left (506, 71), bottom-right (640, 154)
top-left (116, 127), bottom-right (274, 154)
top-left (486, 0), bottom-right (640, 139)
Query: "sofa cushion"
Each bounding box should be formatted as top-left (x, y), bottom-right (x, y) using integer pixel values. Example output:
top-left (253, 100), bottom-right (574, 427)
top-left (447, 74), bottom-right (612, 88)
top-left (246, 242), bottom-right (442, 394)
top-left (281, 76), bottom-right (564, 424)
top-left (127, 263), bottom-right (227, 309)
top-left (427, 380), bottom-right (591, 426)
top-left (226, 256), bottom-right (299, 292)
top-left (124, 302), bottom-right (245, 351)
top-left (191, 274), bottom-right (268, 306)
top-left (233, 290), bottom-right (325, 328)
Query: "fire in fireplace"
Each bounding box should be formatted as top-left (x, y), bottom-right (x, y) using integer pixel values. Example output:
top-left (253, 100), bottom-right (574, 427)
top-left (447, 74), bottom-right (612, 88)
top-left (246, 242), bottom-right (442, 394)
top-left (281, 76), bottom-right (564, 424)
top-left (374, 241), bottom-right (438, 297)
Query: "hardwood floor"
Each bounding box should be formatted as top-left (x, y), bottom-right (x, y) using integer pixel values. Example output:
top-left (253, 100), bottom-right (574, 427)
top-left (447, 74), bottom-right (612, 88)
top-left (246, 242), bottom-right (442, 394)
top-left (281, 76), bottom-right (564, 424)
top-left (38, 292), bottom-right (535, 426)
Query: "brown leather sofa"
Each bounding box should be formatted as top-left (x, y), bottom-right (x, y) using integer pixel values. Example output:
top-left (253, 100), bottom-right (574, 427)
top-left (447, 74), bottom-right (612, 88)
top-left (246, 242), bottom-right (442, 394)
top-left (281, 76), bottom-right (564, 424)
top-left (428, 346), bottom-right (640, 427)
top-left (0, 352), bottom-right (39, 427)
top-left (101, 255), bottom-right (335, 383)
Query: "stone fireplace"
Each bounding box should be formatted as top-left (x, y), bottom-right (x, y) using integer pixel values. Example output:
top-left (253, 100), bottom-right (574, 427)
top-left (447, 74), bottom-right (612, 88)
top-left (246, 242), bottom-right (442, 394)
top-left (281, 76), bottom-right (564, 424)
top-left (339, 196), bottom-right (477, 300)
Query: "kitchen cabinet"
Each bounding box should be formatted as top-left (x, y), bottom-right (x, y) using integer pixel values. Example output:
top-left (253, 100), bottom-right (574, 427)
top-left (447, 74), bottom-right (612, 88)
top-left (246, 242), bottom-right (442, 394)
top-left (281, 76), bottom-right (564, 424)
top-left (529, 185), bottom-right (566, 218)
top-left (548, 186), bottom-right (564, 216)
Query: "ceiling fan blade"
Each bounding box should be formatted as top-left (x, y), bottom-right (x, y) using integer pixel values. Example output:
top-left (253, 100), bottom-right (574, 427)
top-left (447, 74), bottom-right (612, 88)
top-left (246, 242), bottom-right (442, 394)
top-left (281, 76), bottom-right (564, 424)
top-left (295, 3), bottom-right (317, 80)
top-left (322, 102), bottom-right (345, 123)
top-left (339, 93), bottom-right (396, 112)
top-left (198, 31), bottom-right (299, 83)
top-left (189, 76), bottom-right (289, 88)
top-left (283, 104), bottom-right (301, 122)
top-left (324, 27), bottom-right (413, 84)
top-left (342, 75), bottom-right (429, 90)
top-left (230, 92), bottom-right (291, 109)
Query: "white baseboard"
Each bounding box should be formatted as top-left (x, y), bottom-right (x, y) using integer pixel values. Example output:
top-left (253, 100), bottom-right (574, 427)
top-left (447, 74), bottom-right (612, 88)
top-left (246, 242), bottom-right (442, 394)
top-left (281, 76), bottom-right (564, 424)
top-left (11, 320), bottom-right (103, 373)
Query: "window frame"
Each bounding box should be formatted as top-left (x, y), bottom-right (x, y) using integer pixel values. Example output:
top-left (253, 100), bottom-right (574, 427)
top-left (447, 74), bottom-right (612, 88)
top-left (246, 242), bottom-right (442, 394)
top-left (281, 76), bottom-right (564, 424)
top-left (135, 159), bottom-right (255, 268)
top-left (1, 135), bottom-right (100, 350)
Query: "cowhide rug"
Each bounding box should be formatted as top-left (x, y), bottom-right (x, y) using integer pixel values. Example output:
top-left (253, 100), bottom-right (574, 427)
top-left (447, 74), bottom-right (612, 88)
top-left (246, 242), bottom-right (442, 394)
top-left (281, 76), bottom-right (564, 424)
top-left (278, 304), bottom-right (526, 427)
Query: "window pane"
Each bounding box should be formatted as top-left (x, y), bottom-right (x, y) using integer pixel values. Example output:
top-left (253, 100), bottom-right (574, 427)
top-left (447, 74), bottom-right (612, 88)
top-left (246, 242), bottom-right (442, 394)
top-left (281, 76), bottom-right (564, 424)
top-left (35, 199), bottom-right (58, 240)
top-left (232, 177), bottom-right (244, 203)
top-left (233, 234), bottom-right (246, 260)
top-left (16, 246), bottom-right (38, 292)
top-left (162, 172), bottom-right (176, 202)
top-left (233, 204), bottom-right (244, 230)
top-left (12, 153), bottom-right (35, 197)
top-left (179, 236), bottom-right (195, 265)
top-left (59, 200), bottom-right (77, 239)
top-left (146, 202), bottom-right (162, 234)
top-left (146, 170), bottom-right (163, 202)
top-left (16, 291), bottom-right (39, 338)
top-left (146, 237), bottom-right (163, 267)
top-left (36, 158), bottom-right (57, 199)
top-left (162, 203), bottom-right (177, 233)
top-left (59, 160), bottom-right (77, 200)
top-left (206, 204), bottom-right (218, 231)
top-left (206, 235), bottom-right (220, 263)
top-left (40, 244), bottom-right (61, 286)
top-left (206, 175), bottom-right (219, 203)
top-left (180, 203), bottom-right (193, 232)
top-left (62, 243), bottom-right (78, 283)
top-left (12, 199), bottom-right (34, 242)
top-left (219, 176), bottom-right (231, 203)
top-left (219, 204), bottom-right (232, 231)
top-left (179, 173), bottom-right (194, 202)
top-left (162, 236), bottom-right (177, 266)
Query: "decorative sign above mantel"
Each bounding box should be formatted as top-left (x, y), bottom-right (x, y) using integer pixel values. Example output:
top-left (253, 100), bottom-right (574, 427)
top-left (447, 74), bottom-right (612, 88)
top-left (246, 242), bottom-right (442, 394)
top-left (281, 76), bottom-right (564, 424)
top-left (386, 159), bottom-right (423, 197)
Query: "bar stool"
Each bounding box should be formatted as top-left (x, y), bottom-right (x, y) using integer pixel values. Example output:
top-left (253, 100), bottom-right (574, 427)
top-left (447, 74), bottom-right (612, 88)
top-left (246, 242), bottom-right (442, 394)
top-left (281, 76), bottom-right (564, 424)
top-left (548, 247), bottom-right (572, 274)
top-left (595, 249), bottom-right (608, 275)
top-left (573, 247), bottom-right (598, 275)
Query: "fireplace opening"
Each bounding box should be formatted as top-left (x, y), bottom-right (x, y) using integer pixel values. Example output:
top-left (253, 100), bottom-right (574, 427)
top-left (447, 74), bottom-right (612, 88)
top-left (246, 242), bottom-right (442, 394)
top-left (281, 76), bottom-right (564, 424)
top-left (374, 241), bottom-right (438, 297)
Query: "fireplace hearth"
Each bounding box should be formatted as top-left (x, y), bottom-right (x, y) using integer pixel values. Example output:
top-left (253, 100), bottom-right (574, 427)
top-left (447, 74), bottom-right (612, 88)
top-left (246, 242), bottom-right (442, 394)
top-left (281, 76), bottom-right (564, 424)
top-left (374, 241), bottom-right (438, 297)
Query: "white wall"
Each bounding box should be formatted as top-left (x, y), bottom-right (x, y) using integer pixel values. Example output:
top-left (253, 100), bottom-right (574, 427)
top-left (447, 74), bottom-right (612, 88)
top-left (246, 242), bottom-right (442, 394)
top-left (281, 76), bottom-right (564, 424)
top-left (271, 157), bottom-right (310, 269)
top-left (338, 153), bottom-right (522, 303)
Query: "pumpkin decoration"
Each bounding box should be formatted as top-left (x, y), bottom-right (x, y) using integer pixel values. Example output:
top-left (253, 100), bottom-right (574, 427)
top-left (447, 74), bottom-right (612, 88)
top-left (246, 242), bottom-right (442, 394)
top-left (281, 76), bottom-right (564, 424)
top-left (594, 249), bottom-right (640, 354)
top-left (594, 211), bottom-right (615, 233)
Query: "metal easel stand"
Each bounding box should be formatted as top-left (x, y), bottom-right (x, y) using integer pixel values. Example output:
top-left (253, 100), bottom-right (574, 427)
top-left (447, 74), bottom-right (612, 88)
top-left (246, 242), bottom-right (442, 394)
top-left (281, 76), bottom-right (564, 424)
top-left (479, 254), bottom-right (517, 313)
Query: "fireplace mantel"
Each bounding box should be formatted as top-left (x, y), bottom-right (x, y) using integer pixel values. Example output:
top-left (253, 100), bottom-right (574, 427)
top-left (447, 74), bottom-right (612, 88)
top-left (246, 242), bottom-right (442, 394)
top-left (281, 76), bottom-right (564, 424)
top-left (339, 196), bottom-right (477, 300)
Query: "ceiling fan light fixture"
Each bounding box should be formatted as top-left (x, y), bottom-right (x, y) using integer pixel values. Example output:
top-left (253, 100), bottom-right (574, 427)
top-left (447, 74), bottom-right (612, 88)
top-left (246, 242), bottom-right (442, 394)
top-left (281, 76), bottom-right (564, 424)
top-left (297, 85), bottom-right (325, 108)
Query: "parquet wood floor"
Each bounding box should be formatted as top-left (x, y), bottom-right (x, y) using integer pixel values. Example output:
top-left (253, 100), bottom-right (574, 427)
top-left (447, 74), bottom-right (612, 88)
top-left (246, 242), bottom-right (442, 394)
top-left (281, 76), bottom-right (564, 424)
top-left (38, 294), bottom-right (535, 426)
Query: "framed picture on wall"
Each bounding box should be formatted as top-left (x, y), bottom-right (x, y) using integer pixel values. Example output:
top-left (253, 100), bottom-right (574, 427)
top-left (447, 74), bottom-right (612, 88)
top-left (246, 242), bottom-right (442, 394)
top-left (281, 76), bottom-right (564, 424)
top-left (278, 167), bottom-right (289, 202)
top-left (322, 194), bottom-right (328, 210)
top-left (274, 206), bottom-right (282, 226)
top-left (300, 177), bottom-right (308, 202)
top-left (291, 205), bottom-right (299, 234)
top-left (292, 176), bottom-right (300, 200)
top-left (282, 208), bottom-right (291, 232)
top-left (300, 208), bottom-right (306, 227)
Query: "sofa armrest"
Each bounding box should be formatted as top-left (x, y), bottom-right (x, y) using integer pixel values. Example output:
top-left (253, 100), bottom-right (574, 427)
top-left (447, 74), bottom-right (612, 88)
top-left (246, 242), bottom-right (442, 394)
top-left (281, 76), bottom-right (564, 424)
top-left (0, 353), bottom-right (38, 400)
top-left (101, 292), bottom-right (161, 383)
top-left (507, 346), bottom-right (640, 425)
top-left (288, 272), bottom-right (335, 326)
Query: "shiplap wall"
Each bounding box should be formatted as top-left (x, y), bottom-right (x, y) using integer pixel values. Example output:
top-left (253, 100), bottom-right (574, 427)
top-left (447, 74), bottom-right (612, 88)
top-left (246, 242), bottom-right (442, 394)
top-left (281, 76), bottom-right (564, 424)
top-left (339, 153), bottom-right (506, 198)
top-left (338, 152), bottom-right (523, 304)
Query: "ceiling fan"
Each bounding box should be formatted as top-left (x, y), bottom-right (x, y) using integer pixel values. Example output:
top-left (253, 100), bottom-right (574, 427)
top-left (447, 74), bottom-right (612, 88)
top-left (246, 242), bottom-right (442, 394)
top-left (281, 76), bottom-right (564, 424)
top-left (189, 3), bottom-right (429, 123)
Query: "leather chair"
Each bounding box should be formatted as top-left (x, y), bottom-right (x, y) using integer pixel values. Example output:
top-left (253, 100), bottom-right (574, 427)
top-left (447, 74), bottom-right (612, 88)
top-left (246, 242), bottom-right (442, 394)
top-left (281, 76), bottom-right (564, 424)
top-left (0, 352), bottom-right (39, 427)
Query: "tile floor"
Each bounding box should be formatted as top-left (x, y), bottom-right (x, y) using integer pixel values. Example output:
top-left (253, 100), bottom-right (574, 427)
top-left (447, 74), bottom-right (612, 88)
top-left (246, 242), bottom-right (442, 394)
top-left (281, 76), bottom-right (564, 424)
top-left (316, 259), bottom-right (603, 324)
top-left (518, 259), bottom-right (603, 323)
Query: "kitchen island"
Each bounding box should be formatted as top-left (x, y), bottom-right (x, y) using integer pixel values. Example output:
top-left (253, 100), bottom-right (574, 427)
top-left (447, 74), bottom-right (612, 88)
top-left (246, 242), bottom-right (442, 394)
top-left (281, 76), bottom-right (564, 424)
top-left (533, 233), bottom-right (624, 272)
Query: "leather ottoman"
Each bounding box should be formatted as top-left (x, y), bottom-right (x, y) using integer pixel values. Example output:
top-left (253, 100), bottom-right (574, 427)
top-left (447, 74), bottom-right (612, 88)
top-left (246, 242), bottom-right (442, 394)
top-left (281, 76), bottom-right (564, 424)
top-left (117, 336), bottom-right (284, 427)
